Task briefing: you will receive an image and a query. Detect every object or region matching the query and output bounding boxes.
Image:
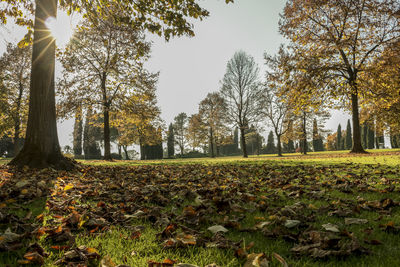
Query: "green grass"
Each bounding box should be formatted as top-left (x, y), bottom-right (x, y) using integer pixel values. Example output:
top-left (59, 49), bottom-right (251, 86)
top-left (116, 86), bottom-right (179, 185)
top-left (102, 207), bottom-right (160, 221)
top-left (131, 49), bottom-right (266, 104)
top-left (78, 148), bottom-right (400, 167)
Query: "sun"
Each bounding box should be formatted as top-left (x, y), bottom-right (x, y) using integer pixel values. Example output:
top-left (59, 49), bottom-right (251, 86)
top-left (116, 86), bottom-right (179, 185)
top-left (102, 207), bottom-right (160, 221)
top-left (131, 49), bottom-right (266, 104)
top-left (45, 11), bottom-right (77, 47)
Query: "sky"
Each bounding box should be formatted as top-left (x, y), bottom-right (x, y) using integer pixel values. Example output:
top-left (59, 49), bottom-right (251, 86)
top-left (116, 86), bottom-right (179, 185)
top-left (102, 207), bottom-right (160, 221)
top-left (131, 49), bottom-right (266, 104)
top-left (0, 0), bottom-right (351, 151)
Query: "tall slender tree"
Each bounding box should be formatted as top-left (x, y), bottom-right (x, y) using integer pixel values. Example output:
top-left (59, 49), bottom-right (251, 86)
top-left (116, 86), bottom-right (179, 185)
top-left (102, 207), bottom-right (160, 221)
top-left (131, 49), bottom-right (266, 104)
top-left (220, 51), bottom-right (264, 158)
top-left (173, 112), bottom-right (188, 156)
top-left (167, 123), bottom-right (175, 158)
top-left (345, 120), bottom-right (352, 150)
top-left (337, 124), bottom-right (343, 150)
top-left (72, 106), bottom-right (83, 156)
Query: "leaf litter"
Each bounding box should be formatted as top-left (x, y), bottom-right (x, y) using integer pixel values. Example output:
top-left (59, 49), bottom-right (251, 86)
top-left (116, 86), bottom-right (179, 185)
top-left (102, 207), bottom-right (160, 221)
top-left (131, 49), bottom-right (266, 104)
top-left (0, 161), bottom-right (400, 265)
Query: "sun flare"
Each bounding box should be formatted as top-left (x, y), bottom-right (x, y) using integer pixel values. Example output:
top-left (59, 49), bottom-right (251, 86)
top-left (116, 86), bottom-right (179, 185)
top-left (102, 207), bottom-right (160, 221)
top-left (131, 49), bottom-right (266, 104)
top-left (45, 12), bottom-right (76, 47)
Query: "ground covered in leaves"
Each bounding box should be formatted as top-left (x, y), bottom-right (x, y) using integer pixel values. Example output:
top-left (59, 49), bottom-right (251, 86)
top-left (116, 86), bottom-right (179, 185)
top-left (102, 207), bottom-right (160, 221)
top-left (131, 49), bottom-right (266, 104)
top-left (1, 157), bottom-right (400, 266)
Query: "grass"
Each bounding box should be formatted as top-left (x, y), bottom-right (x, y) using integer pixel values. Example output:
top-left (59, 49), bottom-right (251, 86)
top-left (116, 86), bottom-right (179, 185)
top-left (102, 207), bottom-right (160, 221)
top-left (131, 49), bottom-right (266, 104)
top-left (1, 149), bottom-right (400, 266)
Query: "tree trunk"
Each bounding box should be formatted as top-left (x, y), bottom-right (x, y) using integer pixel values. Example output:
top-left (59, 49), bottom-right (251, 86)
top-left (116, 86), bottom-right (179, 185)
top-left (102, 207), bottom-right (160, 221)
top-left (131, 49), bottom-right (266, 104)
top-left (9, 0), bottom-right (74, 170)
top-left (240, 127), bottom-right (248, 158)
top-left (103, 104), bottom-right (112, 160)
top-left (118, 145), bottom-right (122, 158)
top-left (302, 112), bottom-right (307, 155)
top-left (123, 145), bottom-right (130, 160)
top-left (209, 128), bottom-right (215, 158)
top-left (350, 93), bottom-right (366, 153)
top-left (277, 133), bottom-right (282, 157)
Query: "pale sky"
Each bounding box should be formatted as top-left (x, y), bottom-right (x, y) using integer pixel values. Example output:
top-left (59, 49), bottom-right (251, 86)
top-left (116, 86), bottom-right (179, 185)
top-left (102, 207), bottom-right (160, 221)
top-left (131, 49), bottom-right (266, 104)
top-left (0, 1), bottom-right (351, 151)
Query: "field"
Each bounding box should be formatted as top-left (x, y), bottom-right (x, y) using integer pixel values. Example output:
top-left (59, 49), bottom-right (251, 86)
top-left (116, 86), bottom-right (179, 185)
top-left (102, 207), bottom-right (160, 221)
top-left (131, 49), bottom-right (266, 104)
top-left (1, 149), bottom-right (400, 266)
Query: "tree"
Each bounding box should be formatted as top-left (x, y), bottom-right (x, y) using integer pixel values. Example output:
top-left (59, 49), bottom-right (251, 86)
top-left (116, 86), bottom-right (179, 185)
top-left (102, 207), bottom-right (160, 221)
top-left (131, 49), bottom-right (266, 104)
top-left (167, 123), bottom-right (175, 158)
top-left (312, 118), bottom-right (324, 152)
top-left (345, 120), bottom-right (353, 150)
top-left (263, 86), bottom-right (291, 156)
top-left (0, 43), bottom-right (31, 156)
top-left (265, 131), bottom-right (276, 154)
top-left (7, 0), bottom-right (231, 169)
top-left (58, 18), bottom-right (153, 160)
top-left (280, 0), bottom-right (400, 153)
top-left (198, 92), bottom-right (228, 157)
top-left (186, 113), bottom-right (207, 153)
top-left (72, 106), bottom-right (83, 156)
top-left (173, 113), bottom-right (188, 156)
top-left (337, 124), bottom-right (343, 150)
top-left (220, 51), bottom-right (264, 158)
top-left (83, 108), bottom-right (102, 159)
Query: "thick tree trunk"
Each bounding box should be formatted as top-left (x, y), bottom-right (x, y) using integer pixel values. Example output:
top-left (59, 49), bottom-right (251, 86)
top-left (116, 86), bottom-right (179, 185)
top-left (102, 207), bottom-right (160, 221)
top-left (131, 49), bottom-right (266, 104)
top-left (209, 128), bottom-right (215, 158)
top-left (350, 93), bottom-right (366, 153)
top-left (103, 106), bottom-right (112, 160)
top-left (9, 0), bottom-right (74, 170)
top-left (276, 133), bottom-right (282, 157)
top-left (240, 127), bottom-right (248, 158)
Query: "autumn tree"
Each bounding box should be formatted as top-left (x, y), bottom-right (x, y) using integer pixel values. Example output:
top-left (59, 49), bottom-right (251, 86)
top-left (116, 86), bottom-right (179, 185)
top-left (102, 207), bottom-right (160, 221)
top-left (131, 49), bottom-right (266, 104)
top-left (220, 51), bottom-right (264, 158)
top-left (0, 43), bottom-right (31, 156)
top-left (280, 0), bottom-right (400, 153)
top-left (263, 86), bottom-right (291, 156)
top-left (6, 0), bottom-right (230, 169)
top-left (58, 18), bottom-right (154, 160)
top-left (173, 112), bottom-right (188, 156)
top-left (198, 92), bottom-right (228, 157)
top-left (186, 113), bottom-right (207, 153)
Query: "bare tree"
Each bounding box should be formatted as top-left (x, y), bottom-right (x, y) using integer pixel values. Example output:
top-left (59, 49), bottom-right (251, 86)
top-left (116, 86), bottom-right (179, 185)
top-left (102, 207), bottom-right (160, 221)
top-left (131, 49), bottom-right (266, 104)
top-left (263, 86), bottom-right (291, 157)
top-left (220, 51), bottom-right (264, 158)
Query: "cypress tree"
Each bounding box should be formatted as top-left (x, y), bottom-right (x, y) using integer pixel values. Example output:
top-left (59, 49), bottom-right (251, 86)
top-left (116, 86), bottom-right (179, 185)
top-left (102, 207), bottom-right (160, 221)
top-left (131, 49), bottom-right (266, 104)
top-left (361, 123), bottom-right (368, 149)
top-left (336, 124), bottom-right (342, 150)
top-left (73, 107), bottom-right (83, 156)
top-left (345, 120), bottom-right (352, 149)
top-left (266, 131), bottom-right (275, 154)
top-left (288, 140), bottom-right (295, 153)
top-left (312, 118), bottom-right (324, 151)
top-left (167, 123), bottom-right (175, 158)
top-left (367, 123), bottom-right (375, 149)
top-left (83, 108), bottom-right (101, 159)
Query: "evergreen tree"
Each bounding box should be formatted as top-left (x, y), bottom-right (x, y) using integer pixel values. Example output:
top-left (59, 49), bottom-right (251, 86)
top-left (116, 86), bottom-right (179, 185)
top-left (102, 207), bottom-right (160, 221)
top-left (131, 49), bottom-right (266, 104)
top-left (336, 124), bottom-right (342, 150)
top-left (288, 140), bottom-right (295, 153)
top-left (83, 109), bottom-right (102, 159)
top-left (265, 131), bottom-right (276, 154)
top-left (367, 123), bottom-right (375, 149)
top-left (72, 107), bottom-right (83, 156)
top-left (312, 118), bottom-right (324, 151)
top-left (167, 123), bottom-right (175, 158)
top-left (361, 123), bottom-right (368, 149)
top-left (345, 120), bottom-right (352, 149)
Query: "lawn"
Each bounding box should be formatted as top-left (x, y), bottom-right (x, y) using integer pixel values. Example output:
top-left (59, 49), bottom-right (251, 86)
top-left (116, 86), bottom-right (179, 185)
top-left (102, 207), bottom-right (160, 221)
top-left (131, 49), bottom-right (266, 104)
top-left (1, 150), bottom-right (400, 266)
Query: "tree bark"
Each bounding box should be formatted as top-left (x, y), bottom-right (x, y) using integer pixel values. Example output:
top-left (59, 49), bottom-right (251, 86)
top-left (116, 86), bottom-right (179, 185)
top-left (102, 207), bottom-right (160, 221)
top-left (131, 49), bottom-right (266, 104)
top-left (9, 0), bottom-right (74, 170)
top-left (209, 127), bottom-right (215, 158)
top-left (350, 93), bottom-right (366, 153)
top-left (240, 127), bottom-right (248, 158)
top-left (103, 104), bottom-right (112, 160)
top-left (276, 133), bottom-right (282, 157)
